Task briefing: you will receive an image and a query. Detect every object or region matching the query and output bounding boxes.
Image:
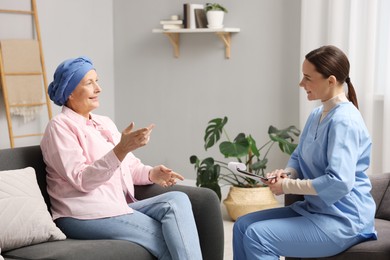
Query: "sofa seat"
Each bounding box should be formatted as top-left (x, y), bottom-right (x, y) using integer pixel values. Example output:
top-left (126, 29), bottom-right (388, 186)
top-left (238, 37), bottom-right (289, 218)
top-left (3, 239), bottom-right (155, 260)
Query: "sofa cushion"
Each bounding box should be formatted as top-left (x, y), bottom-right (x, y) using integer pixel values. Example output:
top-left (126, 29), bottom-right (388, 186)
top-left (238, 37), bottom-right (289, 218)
top-left (2, 239), bottom-right (156, 260)
top-left (0, 167), bottom-right (66, 251)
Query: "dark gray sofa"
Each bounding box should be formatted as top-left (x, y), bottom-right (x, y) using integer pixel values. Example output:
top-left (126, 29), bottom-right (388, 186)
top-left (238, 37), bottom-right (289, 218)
top-left (0, 145), bottom-right (224, 260)
top-left (285, 172), bottom-right (390, 260)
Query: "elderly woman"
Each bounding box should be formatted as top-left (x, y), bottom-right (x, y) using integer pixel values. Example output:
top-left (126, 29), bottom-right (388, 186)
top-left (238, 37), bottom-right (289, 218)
top-left (41, 56), bottom-right (202, 260)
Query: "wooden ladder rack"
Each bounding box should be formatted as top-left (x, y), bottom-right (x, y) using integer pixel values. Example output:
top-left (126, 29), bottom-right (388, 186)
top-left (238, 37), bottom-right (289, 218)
top-left (0, 0), bottom-right (52, 148)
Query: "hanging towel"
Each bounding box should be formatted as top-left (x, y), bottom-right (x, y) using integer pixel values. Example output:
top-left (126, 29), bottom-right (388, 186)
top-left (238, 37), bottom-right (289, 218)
top-left (0, 39), bottom-right (43, 122)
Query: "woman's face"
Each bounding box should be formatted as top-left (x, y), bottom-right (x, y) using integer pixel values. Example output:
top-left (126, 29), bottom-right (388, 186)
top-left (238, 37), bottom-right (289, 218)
top-left (299, 59), bottom-right (334, 102)
top-left (66, 70), bottom-right (101, 118)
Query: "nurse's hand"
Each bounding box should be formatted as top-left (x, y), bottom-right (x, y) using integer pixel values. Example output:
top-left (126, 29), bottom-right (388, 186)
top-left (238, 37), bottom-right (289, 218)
top-left (268, 180), bottom-right (284, 195)
top-left (263, 169), bottom-right (288, 195)
top-left (149, 165), bottom-right (185, 187)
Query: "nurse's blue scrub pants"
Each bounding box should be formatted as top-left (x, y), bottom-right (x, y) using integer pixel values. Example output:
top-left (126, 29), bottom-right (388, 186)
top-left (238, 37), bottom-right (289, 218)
top-left (233, 206), bottom-right (365, 260)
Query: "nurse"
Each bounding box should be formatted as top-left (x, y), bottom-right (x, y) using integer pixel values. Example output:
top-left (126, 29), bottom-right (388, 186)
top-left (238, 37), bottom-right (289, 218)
top-left (233, 45), bottom-right (377, 259)
top-left (41, 56), bottom-right (203, 260)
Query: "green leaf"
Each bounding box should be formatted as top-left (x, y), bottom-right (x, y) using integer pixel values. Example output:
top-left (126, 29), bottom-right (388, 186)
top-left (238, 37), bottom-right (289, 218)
top-left (251, 158), bottom-right (268, 170)
top-left (189, 155), bottom-right (199, 165)
top-left (248, 135), bottom-right (260, 157)
top-left (219, 133), bottom-right (249, 158)
top-left (195, 158), bottom-right (219, 185)
top-left (204, 3), bottom-right (228, 13)
top-left (194, 157), bottom-right (222, 200)
top-left (268, 125), bottom-right (300, 155)
top-left (189, 156), bottom-right (201, 171)
top-left (204, 117), bottom-right (228, 150)
top-left (278, 141), bottom-right (298, 155)
top-left (269, 125), bottom-right (300, 141)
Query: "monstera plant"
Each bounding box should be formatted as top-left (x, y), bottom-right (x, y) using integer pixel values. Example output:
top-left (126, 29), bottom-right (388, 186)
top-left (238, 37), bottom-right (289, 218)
top-left (190, 116), bottom-right (300, 200)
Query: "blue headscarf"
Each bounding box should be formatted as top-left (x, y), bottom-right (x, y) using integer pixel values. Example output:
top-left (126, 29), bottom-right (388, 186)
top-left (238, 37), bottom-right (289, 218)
top-left (48, 56), bottom-right (94, 106)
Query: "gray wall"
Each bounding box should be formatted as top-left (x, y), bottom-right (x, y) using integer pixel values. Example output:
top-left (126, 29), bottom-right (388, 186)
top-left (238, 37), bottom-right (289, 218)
top-left (0, 0), bottom-right (115, 148)
top-left (113, 0), bottom-right (301, 179)
top-left (0, 0), bottom-right (301, 180)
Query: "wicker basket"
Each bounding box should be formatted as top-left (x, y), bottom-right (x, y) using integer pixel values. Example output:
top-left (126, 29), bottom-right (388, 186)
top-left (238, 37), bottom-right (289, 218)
top-left (223, 186), bottom-right (279, 221)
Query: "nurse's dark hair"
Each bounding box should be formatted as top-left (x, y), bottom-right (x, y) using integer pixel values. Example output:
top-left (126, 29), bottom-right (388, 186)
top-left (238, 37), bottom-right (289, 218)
top-left (305, 45), bottom-right (359, 109)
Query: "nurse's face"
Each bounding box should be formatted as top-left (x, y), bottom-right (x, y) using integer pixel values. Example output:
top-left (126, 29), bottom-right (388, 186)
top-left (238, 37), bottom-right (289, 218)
top-left (299, 59), bottom-right (333, 102)
top-left (66, 70), bottom-right (101, 118)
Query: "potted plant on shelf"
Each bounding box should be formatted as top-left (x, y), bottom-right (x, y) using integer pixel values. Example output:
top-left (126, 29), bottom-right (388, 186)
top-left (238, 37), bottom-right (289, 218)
top-left (204, 3), bottom-right (228, 29)
top-left (190, 116), bottom-right (300, 220)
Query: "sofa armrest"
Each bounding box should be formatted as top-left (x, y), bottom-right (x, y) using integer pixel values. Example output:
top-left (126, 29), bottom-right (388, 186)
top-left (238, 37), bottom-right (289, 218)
top-left (135, 184), bottom-right (224, 260)
top-left (284, 194), bottom-right (304, 206)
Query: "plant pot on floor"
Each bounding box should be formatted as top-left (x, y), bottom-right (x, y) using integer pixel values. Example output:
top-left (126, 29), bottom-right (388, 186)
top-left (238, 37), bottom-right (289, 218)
top-left (223, 186), bottom-right (279, 221)
top-left (206, 10), bottom-right (224, 29)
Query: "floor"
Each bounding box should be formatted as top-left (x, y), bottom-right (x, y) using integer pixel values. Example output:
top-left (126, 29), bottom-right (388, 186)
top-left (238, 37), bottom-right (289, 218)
top-left (221, 202), bottom-right (234, 260)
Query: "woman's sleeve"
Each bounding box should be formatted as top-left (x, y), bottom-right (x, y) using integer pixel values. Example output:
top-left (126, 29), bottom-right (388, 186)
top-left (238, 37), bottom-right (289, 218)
top-left (124, 152), bottom-right (153, 185)
top-left (41, 121), bottom-right (121, 193)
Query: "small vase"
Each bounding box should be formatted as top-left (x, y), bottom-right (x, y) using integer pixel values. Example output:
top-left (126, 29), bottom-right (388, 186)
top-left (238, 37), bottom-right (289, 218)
top-left (223, 186), bottom-right (280, 221)
top-left (206, 11), bottom-right (224, 29)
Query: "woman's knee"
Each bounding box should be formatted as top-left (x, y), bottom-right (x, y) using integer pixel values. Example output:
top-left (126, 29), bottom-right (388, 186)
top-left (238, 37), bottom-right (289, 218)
top-left (164, 191), bottom-right (191, 207)
top-left (150, 191), bottom-right (192, 218)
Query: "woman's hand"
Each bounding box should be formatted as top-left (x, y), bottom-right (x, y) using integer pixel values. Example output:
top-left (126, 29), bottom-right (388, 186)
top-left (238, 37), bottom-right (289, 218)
top-left (114, 122), bottom-right (155, 161)
top-left (149, 165), bottom-right (184, 187)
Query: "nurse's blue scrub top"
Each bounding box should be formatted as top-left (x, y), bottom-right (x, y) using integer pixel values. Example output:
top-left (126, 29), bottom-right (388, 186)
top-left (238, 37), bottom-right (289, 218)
top-left (287, 101), bottom-right (377, 247)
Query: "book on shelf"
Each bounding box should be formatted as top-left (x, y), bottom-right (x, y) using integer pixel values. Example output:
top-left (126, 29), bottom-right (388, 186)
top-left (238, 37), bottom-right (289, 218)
top-left (162, 24), bottom-right (184, 30)
top-left (183, 3), bottom-right (204, 29)
top-left (160, 20), bottom-right (183, 25)
top-left (194, 9), bottom-right (207, 28)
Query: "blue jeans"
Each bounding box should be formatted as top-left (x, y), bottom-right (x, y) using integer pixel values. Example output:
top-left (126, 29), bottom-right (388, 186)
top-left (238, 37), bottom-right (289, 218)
top-left (55, 191), bottom-right (202, 260)
top-left (233, 206), bottom-right (365, 260)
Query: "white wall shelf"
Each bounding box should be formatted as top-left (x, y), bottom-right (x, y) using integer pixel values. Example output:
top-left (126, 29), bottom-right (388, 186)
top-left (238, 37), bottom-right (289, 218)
top-left (152, 28), bottom-right (240, 59)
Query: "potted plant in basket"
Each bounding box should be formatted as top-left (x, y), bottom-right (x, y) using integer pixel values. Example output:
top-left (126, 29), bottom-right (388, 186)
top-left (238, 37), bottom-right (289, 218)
top-left (204, 3), bottom-right (228, 29)
top-left (190, 116), bottom-right (300, 220)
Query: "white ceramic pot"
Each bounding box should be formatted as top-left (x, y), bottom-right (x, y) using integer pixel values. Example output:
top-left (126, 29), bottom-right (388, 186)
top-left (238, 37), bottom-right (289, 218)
top-left (206, 10), bottom-right (224, 29)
